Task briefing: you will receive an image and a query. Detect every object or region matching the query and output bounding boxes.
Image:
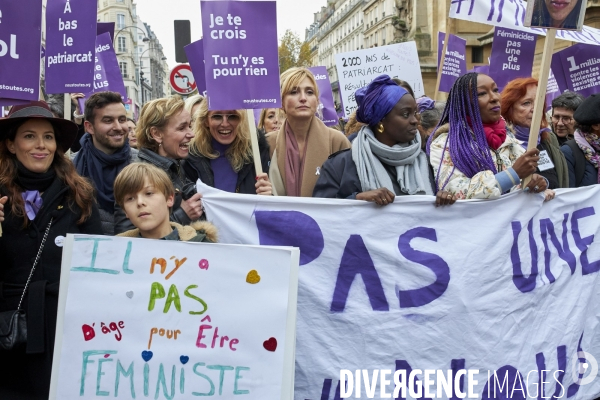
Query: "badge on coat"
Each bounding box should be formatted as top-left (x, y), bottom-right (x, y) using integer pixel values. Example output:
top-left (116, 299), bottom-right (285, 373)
top-left (55, 235), bottom-right (65, 247)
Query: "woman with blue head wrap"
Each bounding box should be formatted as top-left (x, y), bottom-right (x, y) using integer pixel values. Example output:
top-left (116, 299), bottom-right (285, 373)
top-left (313, 75), bottom-right (435, 203)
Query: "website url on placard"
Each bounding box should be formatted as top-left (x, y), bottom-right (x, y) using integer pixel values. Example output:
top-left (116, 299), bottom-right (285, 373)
top-left (243, 98), bottom-right (277, 104)
top-left (65, 83), bottom-right (92, 88)
top-left (0, 84), bottom-right (34, 94)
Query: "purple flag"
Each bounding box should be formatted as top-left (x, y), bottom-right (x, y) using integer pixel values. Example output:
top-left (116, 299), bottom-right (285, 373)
top-left (76, 33), bottom-right (127, 112)
top-left (184, 39), bottom-right (207, 96)
top-left (488, 28), bottom-right (537, 92)
top-left (437, 32), bottom-right (467, 93)
top-left (201, 0), bottom-right (281, 110)
top-left (45, 0), bottom-right (96, 94)
top-left (308, 66), bottom-right (338, 127)
top-left (552, 43), bottom-right (600, 98)
top-left (0, 0), bottom-right (42, 101)
top-left (97, 22), bottom-right (115, 43)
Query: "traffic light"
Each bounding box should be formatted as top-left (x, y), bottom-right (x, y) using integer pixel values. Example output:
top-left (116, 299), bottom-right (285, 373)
top-left (174, 20), bottom-right (191, 63)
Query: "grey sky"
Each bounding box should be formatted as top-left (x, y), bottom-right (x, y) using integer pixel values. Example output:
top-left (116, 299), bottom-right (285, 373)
top-left (135, 0), bottom-right (326, 68)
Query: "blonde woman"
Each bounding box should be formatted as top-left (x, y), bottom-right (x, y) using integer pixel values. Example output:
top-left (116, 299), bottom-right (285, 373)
top-left (184, 100), bottom-right (272, 195)
top-left (184, 94), bottom-right (205, 124)
top-left (257, 108), bottom-right (284, 133)
top-left (267, 67), bottom-right (350, 196)
top-left (114, 96), bottom-right (203, 234)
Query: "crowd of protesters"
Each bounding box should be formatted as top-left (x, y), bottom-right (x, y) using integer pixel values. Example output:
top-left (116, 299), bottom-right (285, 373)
top-left (1, 67), bottom-right (599, 398)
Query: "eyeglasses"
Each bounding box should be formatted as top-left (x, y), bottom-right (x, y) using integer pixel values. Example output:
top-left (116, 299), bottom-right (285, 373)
top-left (551, 115), bottom-right (573, 124)
top-left (210, 114), bottom-right (241, 123)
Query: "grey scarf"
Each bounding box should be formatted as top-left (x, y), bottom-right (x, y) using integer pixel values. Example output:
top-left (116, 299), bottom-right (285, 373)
top-left (352, 126), bottom-right (433, 195)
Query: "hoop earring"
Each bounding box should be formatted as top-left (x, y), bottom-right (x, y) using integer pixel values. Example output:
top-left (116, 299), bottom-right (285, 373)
top-left (377, 123), bottom-right (384, 134)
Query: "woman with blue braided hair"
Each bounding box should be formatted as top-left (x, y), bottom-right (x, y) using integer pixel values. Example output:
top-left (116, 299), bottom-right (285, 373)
top-left (427, 73), bottom-right (546, 202)
top-left (313, 75), bottom-right (434, 203)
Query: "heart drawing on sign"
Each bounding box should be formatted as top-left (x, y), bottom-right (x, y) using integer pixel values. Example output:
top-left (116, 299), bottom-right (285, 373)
top-left (141, 350), bottom-right (153, 362)
top-left (246, 270), bottom-right (261, 284)
top-left (126, 291), bottom-right (134, 299)
top-left (263, 337), bottom-right (277, 352)
top-left (180, 355), bottom-right (189, 365)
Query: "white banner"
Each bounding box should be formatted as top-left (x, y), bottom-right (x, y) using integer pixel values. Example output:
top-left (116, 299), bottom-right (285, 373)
top-left (51, 236), bottom-right (299, 399)
top-left (335, 42), bottom-right (425, 118)
top-left (450, 0), bottom-right (600, 46)
top-left (199, 182), bottom-right (600, 399)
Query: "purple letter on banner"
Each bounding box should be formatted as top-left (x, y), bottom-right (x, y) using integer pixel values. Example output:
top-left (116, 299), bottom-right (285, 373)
top-left (0, 0), bottom-right (42, 101)
top-left (555, 43), bottom-right (600, 98)
top-left (488, 27), bottom-right (537, 92)
top-left (184, 39), bottom-right (207, 96)
top-left (77, 33), bottom-right (127, 112)
top-left (201, 0), bottom-right (281, 110)
top-left (45, 0), bottom-right (96, 94)
top-left (437, 32), bottom-right (467, 93)
top-left (308, 66), bottom-right (338, 127)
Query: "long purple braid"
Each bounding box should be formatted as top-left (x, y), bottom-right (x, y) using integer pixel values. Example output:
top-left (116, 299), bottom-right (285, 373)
top-left (427, 73), bottom-right (498, 189)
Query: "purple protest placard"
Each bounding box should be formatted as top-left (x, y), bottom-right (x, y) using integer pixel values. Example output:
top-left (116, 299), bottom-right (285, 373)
top-left (0, 0), bottom-right (43, 101)
top-left (184, 39), bottom-right (207, 96)
top-left (545, 69), bottom-right (562, 110)
top-left (468, 65), bottom-right (490, 74)
top-left (308, 66), bottom-right (337, 126)
top-left (552, 43), bottom-right (600, 98)
top-left (97, 22), bottom-right (115, 43)
top-left (201, 0), bottom-right (281, 110)
top-left (76, 33), bottom-right (127, 112)
top-left (488, 27), bottom-right (537, 92)
top-left (0, 98), bottom-right (30, 107)
top-left (437, 32), bottom-right (467, 93)
top-left (45, 0), bottom-right (96, 94)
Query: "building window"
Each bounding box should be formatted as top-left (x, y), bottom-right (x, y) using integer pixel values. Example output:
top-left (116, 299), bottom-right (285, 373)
top-left (117, 36), bottom-right (126, 52)
top-left (472, 46), bottom-right (484, 63)
top-left (119, 61), bottom-right (128, 78)
top-left (117, 14), bottom-right (125, 29)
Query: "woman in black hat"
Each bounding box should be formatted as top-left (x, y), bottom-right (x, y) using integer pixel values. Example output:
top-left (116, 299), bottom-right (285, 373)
top-left (0, 101), bottom-right (102, 398)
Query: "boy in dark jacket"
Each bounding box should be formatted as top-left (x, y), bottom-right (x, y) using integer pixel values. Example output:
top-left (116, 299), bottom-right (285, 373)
top-left (114, 163), bottom-right (217, 242)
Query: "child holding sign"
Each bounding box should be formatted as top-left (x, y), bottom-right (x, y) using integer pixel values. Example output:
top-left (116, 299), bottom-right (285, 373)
top-left (114, 163), bottom-right (217, 242)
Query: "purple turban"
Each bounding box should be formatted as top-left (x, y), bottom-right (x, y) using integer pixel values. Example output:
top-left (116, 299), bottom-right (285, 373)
top-left (355, 75), bottom-right (408, 126)
top-left (417, 96), bottom-right (435, 114)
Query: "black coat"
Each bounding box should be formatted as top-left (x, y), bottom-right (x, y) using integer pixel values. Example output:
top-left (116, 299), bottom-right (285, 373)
top-left (183, 131), bottom-right (271, 195)
top-left (561, 140), bottom-right (598, 187)
top-left (114, 148), bottom-right (195, 234)
top-left (0, 177), bottom-right (102, 399)
top-left (313, 149), bottom-right (436, 198)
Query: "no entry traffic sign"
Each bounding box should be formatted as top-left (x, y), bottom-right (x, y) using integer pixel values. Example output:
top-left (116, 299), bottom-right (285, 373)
top-left (170, 64), bottom-right (197, 94)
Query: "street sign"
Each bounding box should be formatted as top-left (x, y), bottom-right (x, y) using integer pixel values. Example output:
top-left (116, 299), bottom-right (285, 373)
top-left (169, 64), bottom-right (196, 94)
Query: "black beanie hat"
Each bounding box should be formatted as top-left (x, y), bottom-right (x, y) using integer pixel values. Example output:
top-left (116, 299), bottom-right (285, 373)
top-left (574, 94), bottom-right (600, 125)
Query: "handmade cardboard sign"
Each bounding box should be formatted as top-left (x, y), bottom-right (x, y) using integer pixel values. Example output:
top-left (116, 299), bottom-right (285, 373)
top-left (50, 236), bottom-right (299, 400)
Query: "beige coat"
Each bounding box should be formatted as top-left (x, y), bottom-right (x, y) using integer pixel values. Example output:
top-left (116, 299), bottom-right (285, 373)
top-left (266, 117), bottom-right (350, 197)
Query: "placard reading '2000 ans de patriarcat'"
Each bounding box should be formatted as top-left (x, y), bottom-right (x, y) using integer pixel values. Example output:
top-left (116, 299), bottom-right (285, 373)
top-left (50, 235), bottom-right (299, 400)
top-left (335, 42), bottom-right (424, 118)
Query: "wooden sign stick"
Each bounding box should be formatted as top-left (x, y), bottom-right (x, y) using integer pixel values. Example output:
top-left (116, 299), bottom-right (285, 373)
top-left (523, 29), bottom-right (556, 188)
top-left (246, 109), bottom-right (263, 177)
top-left (434, 18), bottom-right (455, 101)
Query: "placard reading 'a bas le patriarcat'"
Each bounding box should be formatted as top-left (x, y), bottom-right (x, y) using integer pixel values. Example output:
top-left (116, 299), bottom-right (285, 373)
top-left (50, 235), bottom-right (299, 399)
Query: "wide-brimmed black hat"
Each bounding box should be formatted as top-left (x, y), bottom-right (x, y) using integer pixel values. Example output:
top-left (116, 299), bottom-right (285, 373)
top-left (0, 100), bottom-right (78, 152)
top-left (574, 94), bottom-right (600, 126)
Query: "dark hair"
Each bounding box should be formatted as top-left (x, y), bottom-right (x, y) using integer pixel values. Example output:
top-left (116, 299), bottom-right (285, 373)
top-left (127, 117), bottom-right (136, 124)
top-left (531, 0), bottom-right (583, 29)
top-left (552, 91), bottom-right (584, 112)
top-left (0, 120), bottom-right (96, 227)
top-left (46, 95), bottom-right (66, 119)
top-left (420, 101), bottom-right (445, 131)
top-left (427, 73), bottom-right (498, 187)
top-left (84, 91), bottom-right (123, 123)
top-left (392, 78), bottom-right (415, 99)
top-left (579, 124), bottom-right (593, 134)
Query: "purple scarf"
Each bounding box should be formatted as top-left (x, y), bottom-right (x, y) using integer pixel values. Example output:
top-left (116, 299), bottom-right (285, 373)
top-left (575, 130), bottom-right (600, 183)
top-left (210, 139), bottom-right (238, 193)
top-left (513, 125), bottom-right (548, 149)
top-left (22, 190), bottom-right (43, 220)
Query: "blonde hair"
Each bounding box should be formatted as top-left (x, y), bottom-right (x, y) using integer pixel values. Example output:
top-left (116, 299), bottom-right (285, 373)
top-left (280, 67), bottom-right (320, 103)
top-left (190, 100), bottom-right (253, 172)
top-left (184, 94), bottom-right (205, 121)
top-left (114, 163), bottom-right (175, 208)
top-left (257, 108), bottom-right (283, 130)
top-left (137, 96), bottom-right (185, 153)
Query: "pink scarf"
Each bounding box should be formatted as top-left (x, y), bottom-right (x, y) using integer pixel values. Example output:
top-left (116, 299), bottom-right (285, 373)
top-left (481, 118), bottom-right (507, 150)
top-left (284, 122), bottom-right (308, 196)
